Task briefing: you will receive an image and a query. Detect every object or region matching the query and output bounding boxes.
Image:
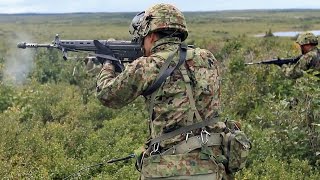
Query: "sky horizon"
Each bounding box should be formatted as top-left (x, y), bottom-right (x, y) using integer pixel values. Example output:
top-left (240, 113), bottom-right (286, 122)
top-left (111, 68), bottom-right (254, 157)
top-left (0, 0), bottom-right (320, 14)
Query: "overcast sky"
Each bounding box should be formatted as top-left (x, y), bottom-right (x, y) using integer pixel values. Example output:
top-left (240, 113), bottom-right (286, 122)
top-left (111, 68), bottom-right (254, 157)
top-left (0, 0), bottom-right (319, 13)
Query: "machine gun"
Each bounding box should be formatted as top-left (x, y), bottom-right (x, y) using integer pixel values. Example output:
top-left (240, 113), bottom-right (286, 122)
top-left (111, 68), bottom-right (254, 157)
top-left (17, 34), bottom-right (143, 67)
top-left (245, 55), bottom-right (302, 67)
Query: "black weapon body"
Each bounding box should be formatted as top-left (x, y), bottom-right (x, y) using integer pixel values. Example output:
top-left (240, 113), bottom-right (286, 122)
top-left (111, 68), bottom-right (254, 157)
top-left (245, 55), bottom-right (302, 67)
top-left (17, 34), bottom-right (143, 62)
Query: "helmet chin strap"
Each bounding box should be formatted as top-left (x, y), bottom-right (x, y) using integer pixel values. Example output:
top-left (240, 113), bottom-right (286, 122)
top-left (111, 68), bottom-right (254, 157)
top-left (137, 20), bottom-right (150, 57)
top-left (140, 37), bottom-right (147, 56)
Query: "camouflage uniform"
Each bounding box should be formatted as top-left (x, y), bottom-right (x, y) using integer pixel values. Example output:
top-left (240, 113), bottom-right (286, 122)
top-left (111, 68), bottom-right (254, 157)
top-left (283, 32), bottom-right (320, 160)
top-left (283, 32), bottom-right (320, 79)
top-left (96, 4), bottom-right (229, 179)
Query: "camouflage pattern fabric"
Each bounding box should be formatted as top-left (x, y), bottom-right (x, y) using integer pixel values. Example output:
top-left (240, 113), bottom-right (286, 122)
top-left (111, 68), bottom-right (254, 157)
top-left (221, 121), bottom-right (251, 173)
top-left (97, 2), bottom-right (225, 178)
top-left (296, 32), bottom-right (318, 45)
top-left (140, 146), bottom-right (226, 179)
top-left (283, 47), bottom-right (320, 79)
top-left (97, 36), bottom-right (220, 146)
top-left (129, 4), bottom-right (188, 42)
top-left (96, 36), bottom-right (223, 178)
top-left (143, 4), bottom-right (188, 41)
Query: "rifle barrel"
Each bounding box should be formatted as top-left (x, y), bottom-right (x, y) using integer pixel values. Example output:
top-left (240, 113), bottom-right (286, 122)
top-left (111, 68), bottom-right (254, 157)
top-left (245, 62), bottom-right (260, 65)
top-left (17, 42), bottom-right (53, 49)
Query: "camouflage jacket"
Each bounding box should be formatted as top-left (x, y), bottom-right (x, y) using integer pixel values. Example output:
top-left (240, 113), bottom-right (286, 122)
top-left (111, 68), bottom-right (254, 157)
top-left (96, 37), bottom-right (221, 148)
top-left (284, 47), bottom-right (320, 79)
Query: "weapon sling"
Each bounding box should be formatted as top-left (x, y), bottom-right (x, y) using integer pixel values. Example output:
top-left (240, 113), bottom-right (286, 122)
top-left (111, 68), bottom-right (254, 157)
top-left (142, 43), bottom-right (188, 96)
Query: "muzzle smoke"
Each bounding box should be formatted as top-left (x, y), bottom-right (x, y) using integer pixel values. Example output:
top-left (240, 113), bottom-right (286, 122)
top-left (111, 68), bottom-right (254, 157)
top-left (3, 33), bottom-right (35, 86)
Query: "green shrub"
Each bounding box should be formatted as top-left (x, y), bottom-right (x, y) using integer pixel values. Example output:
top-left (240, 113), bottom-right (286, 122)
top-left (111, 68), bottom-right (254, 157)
top-left (0, 83), bottom-right (15, 112)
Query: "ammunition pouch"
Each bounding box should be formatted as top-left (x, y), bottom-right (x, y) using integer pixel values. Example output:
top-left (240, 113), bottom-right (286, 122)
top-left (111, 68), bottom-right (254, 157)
top-left (221, 120), bottom-right (252, 173)
top-left (141, 152), bottom-right (224, 179)
top-left (142, 120), bottom-right (252, 175)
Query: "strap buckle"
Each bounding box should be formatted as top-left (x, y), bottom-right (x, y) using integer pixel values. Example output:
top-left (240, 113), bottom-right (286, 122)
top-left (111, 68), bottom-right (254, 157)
top-left (185, 131), bottom-right (193, 142)
top-left (150, 142), bottom-right (160, 155)
top-left (201, 128), bottom-right (211, 145)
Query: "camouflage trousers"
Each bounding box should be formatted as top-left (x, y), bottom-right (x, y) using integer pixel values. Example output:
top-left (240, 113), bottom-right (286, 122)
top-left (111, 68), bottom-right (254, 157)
top-left (140, 172), bottom-right (221, 180)
top-left (139, 146), bottom-right (228, 180)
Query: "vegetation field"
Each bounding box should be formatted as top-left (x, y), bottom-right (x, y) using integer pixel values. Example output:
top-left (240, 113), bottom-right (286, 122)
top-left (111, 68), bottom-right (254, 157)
top-left (0, 9), bottom-right (320, 179)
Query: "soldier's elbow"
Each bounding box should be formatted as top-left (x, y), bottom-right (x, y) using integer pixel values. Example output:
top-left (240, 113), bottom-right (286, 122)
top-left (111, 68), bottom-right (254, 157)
top-left (98, 97), bottom-right (125, 109)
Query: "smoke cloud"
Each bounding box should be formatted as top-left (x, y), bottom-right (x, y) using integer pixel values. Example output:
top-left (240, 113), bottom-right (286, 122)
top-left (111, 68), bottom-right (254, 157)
top-left (3, 33), bottom-right (35, 86)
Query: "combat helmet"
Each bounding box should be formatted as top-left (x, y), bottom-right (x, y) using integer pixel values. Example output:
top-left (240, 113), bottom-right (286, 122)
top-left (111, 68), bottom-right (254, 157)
top-left (296, 32), bottom-right (318, 45)
top-left (129, 3), bottom-right (188, 42)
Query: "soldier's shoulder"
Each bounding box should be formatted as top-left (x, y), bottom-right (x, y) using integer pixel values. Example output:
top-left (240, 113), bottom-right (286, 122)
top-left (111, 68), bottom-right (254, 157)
top-left (316, 47), bottom-right (320, 57)
top-left (133, 55), bottom-right (162, 64)
top-left (191, 47), bottom-right (217, 61)
top-left (128, 54), bottom-right (163, 72)
top-left (134, 56), bottom-right (149, 64)
top-left (310, 48), bottom-right (319, 55)
top-left (303, 49), bottom-right (319, 59)
top-left (150, 50), bottom-right (176, 64)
